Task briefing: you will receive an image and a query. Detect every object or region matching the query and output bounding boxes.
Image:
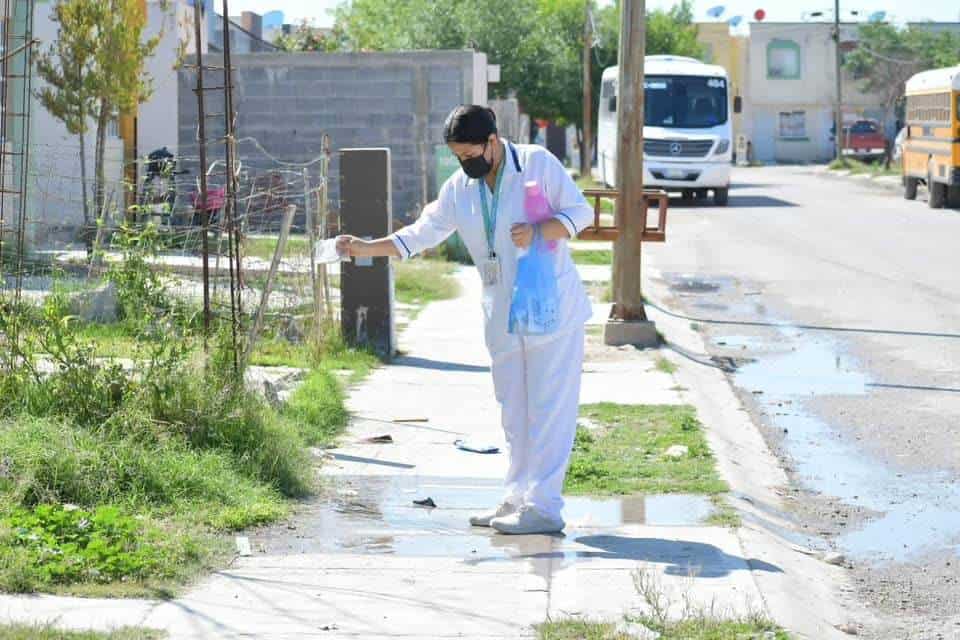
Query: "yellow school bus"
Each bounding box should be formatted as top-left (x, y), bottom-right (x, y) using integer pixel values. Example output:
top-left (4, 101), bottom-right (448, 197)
top-left (902, 65), bottom-right (960, 208)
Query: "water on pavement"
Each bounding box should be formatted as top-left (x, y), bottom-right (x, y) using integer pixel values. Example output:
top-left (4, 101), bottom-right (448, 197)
top-left (718, 331), bottom-right (960, 563)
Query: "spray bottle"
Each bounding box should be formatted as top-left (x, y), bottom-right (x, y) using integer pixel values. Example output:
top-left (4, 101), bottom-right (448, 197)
top-left (523, 181), bottom-right (557, 251)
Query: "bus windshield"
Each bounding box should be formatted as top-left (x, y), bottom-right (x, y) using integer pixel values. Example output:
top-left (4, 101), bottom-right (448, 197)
top-left (644, 75), bottom-right (728, 129)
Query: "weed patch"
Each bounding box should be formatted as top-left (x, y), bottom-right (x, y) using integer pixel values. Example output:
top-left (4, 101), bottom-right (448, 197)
top-left (243, 235), bottom-right (310, 261)
top-left (566, 404), bottom-right (727, 495)
top-left (394, 259), bottom-right (459, 306)
top-left (573, 249), bottom-right (612, 266)
top-left (655, 357), bottom-right (677, 375)
top-left (0, 625), bottom-right (163, 639)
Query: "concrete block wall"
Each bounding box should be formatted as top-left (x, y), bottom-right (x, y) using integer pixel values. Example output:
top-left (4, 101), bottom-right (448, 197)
top-left (179, 50), bottom-right (488, 227)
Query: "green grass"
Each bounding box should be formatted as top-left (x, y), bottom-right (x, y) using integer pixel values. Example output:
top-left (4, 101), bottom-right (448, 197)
top-left (394, 259), bottom-right (460, 306)
top-left (537, 619), bottom-right (629, 639)
top-left (705, 495), bottom-right (742, 528)
top-left (537, 618), bottom-right (789, 640)
top-left (828, 157), bottom-right (900, 177)
top-left (0, 625), bottom-right (163, 639)
top-left (575, 176), bottom-right (615, 214)
top-left (572, 249), bottom-right (612, 265)
top-left (243, 235), bottom-right (311, 261)
top-left (565, 404), bottom-right (728, 496)
top-left (0, 323), bottom-right (378, 596)
top-left (654, 357), bottom-right (677, 375)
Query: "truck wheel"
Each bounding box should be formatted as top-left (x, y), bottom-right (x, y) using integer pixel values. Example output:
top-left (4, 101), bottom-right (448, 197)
top-left (714, 187), bottom-right (729, 206)
top-left (903, 177), bottom-right (918, 200)
top-left (949, 186), bottom-right (960, 209)
top-left (928, 177), bottom-right (947, 209)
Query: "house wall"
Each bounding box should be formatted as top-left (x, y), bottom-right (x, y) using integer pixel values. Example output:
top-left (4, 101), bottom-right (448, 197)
top-left (24, 0), bottom-right (125, 249)
top-left (177, 50), bottom-right (489, 224)
top-left (744, 22), bottom-right (891, 164)
top-left (696, 23), bottom-right (748, 144)
top-left (138, 0), bottom-right (203, 158)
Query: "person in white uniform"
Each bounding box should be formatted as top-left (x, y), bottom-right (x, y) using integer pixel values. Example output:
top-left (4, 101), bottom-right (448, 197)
top-left (336, 105), bottom-right (594, 535)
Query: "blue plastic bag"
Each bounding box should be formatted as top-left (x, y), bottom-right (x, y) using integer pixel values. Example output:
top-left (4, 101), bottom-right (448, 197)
top-left (508, 229), bottom-right (560, 336)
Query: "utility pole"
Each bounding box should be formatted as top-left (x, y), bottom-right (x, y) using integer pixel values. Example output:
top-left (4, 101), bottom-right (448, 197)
top-left (833, 0), bottom-right (844, 161)
top-left (581, 0), bottom-right (593, 179)
top-left (605, 0), bottom-right (657, 346)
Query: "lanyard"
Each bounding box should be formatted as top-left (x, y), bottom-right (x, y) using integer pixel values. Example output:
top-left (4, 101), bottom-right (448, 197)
top-left (478, 150), bottom-right (506, 258)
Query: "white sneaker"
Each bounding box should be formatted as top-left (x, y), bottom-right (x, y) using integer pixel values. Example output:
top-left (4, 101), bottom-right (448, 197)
top-left (469, 501), bottom-right (518, 527)
top-left (490, 506), bottom-right (564, 535)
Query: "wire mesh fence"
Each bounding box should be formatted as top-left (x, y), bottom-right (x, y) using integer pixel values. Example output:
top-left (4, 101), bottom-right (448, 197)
top-left (0, 135), bottom-right (338, 370)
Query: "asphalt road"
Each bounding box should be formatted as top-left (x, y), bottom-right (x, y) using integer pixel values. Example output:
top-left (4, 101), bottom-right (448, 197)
top-left (642, 166), bottom-right (960, 639)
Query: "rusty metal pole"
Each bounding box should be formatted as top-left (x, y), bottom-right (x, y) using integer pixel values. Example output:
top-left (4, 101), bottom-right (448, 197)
top-left (221, 0), bottom-right (242, 373)
top-left (605, 0), bottom-right (658, 347)
top-left (192, 0), bottom-right (212, 344)
top-left (581, 0), bottom-right (593, 180)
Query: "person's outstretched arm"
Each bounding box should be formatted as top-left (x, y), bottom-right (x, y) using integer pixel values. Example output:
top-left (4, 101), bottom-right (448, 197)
top-left (336, 235), bottom-right (401, 258)
top-left (338, 184), bottom-right (457, 259)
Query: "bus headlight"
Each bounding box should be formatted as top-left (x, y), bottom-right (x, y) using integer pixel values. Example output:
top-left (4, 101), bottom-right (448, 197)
top-left (715, 139), bottom-right (731, 155)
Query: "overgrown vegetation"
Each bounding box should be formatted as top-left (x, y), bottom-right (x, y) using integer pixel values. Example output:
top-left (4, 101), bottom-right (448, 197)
top-left (566, 404), bottom-right (728, 496)
top-left (0, 225), bottom-right (375, 595)
top-left (242, 235), bottom-right (311, 261)
top-left (0, 625), bottom-right (163, 640)
top-left (828, 157), bottom-right (899, 178)
top-left (538, 566), bottom-right (790, 639)
top-left (572, 249), bottom-right (612, 266)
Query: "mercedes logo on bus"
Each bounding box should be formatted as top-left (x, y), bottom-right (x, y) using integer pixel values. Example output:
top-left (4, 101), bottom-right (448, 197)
top-left (670, 142), bottom-right (682, 155)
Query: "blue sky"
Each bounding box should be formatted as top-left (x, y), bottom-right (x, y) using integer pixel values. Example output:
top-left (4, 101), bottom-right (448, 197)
top-left (232, 0), bottom-right (959, 28)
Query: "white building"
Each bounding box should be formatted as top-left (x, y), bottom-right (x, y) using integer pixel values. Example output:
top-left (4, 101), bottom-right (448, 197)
top-left (742, 22), bottom-right (893, 164)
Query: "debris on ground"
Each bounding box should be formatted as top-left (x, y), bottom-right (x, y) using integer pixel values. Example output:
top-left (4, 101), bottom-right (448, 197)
top-left (614, 620), bottom-right (660, 639)
top-left (413, 497), bottom-right (437, 508)
top-left (454, 439), bottom-right (500, 454)
top-left (835, 623), bottom-right (859, 635)
top-left (663, 444), bottom-right (689, 459)
top-left (362, 434), bottom-right (394, 444)
top-left (235, 536), bottom-right (252, 557)
top-left (823, 552), bottom-right (847, 566)
top-left (393, 417), bottom-right (430, 423)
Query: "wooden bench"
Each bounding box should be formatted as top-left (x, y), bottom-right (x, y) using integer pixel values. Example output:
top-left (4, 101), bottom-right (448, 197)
top-left (577, 188), bottom-right (669, 243)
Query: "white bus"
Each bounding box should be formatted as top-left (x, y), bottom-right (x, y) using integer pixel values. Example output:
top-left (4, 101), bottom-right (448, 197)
top-left (596, 56), bottom-right (738, 206)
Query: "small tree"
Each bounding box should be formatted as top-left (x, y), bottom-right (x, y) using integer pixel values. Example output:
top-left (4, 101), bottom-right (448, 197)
top-left (35, 0), bottom-right (101, 228)
top-left (846, 24), bottom-right (960, 134)
top-left (91, 0), bottom-right (163, 220)
top-left (36, 0), bottom-right (163, 232)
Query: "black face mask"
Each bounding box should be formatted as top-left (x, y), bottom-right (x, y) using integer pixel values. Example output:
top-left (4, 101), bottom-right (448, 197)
top-left (459, 143), bottom-right (492, 179)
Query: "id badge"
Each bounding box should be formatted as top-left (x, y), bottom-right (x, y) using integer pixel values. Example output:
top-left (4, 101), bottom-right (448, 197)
top-left (479, 255), bottom-right (501, 287)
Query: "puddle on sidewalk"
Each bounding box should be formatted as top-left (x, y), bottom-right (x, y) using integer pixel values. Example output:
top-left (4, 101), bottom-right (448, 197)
top-left (247, 475), bottom-right (718, 560)
top-left (726, 332), bottom-right (960, 562)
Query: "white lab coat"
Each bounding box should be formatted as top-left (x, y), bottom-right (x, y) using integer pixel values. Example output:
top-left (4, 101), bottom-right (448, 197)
top-left (391, 140), bottom-right (594, 522)
top-left (390, 140), bottom-right (594, 362)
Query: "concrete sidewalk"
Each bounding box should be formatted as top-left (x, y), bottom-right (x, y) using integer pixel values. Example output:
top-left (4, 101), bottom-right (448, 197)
top-left (0, 266), bottom-right (856, 638)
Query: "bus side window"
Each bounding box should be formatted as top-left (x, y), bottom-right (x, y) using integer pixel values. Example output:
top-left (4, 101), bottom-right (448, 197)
top-left (609, 95), bottom-right (617, 113)
top-left (734, 96), bottom-right (743, 114)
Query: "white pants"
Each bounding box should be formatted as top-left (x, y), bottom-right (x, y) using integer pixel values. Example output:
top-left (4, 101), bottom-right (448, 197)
top-left (491, 327), bottom-right (584, 521)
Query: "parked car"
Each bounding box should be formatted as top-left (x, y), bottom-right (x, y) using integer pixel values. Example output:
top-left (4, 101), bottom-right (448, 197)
top-left (842, 120), bottom-right (887, 161)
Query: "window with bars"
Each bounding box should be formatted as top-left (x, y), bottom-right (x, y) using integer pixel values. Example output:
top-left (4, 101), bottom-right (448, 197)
top-left (906, 93), bottom-right (951, 125)
top-left (778, 110), bottom-right (807, 139)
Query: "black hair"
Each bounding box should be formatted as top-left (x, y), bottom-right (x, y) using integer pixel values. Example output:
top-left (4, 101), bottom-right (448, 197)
top-left (443, 105), bottom-right (497, 144)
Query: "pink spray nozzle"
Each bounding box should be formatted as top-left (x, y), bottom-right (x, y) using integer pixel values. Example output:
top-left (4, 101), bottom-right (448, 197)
top-left (523, 181), bottom-right (552, 224)
top-left (523, 180), bottom-right (557, 250)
